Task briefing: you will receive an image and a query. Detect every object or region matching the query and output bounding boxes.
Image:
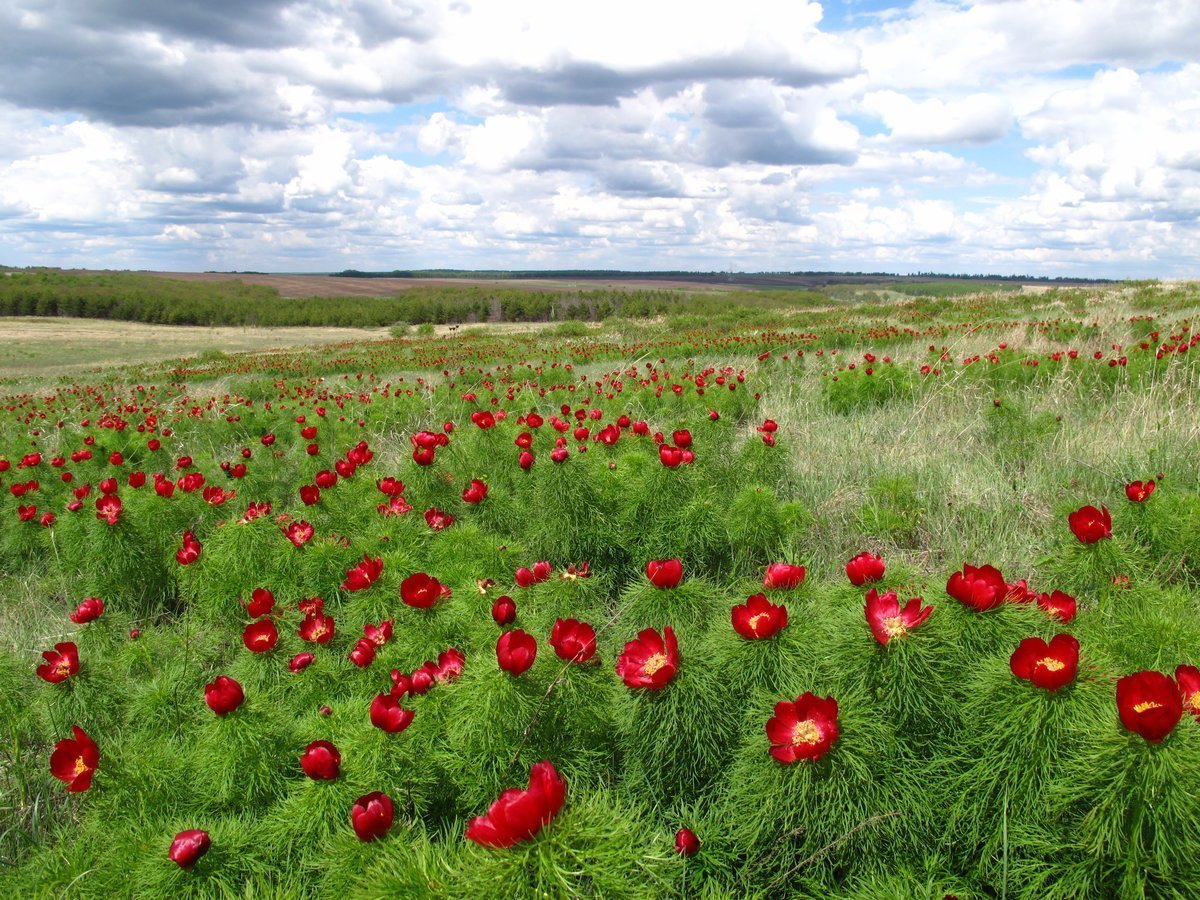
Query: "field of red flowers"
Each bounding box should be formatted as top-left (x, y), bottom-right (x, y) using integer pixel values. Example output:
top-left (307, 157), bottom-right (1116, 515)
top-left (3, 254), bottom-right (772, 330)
top-left (2, 282), bottom-right (1199, 898)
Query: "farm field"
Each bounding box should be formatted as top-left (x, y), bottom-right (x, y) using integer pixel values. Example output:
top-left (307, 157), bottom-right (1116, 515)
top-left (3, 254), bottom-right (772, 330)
top-left (1, 280), bottom-right (1199, 898)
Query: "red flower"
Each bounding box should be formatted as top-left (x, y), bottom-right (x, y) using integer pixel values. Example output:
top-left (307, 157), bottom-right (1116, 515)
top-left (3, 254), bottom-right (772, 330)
top-left (299, 484), bottom-right (321, 506)
top-left (244, 587), bottom-right (275, 618)
top-left (202, 485), bottom-right (235, 506)
top-left (470, 410), bottom-right (496, 429)
top-left (351, 791), bottom-right (394, 842)
top-left (1116, 670), bottom-right (1183, 742)
top-left (462, 479), bottom-right (488, 503)
top-left (616, 627), bottom-right (679, 690)
top-left (1010, 634), bottom-right (1080, 691)
top-left (289, 652), bottom-right (315, 673)
top-left (1068, 505), bottom-right (1112, 543)
top-left (763, 562), bottom-right (806, 590)
top-left (300, 740), bottom-right (341, 780)
top-left (36, 641), bottom-right (80, 683)
top-left (377, 476), bottom-right (405, 496)
top-left (946, 563), bottom-right (1007, 611)
top-left (69, 597), bottom-right (104, 624)
top-left (1176, 665), bottom-right (1200, 720)
top-left (497, 629), bottom-right (538, 676)
top-left (94, 494), bottom-right (122, 524)
top-left (49, 725), bottom-right (99, 792)
top-left (242, 619), bottom-right (278, 653)
top-left (550, 618), bottom-right (597, 663)
top-left (1125, 480), bottom-right (1156, 503)
top-left (401, 572), bottom-right (450, 608)
top-left (369, 693), bottom-right (414, 733)
top-left (731, 593), bottom-right (788, 640)
top-left (864, 588), bottom-right (933, 645)
top-left (491, 596), bottom-right (517, 625)
top-left (284, 520), bottom-right (314, 547)
top-left (176, 530), bottom-right (202, 565)
top-left (315, 469), bottom-right (337, 489)
top-left (168, 829), bottom-right (211, 870)
top-left (518, 450), bottom-right (534, 469)
top-left (465, 760), bottom-right (567, 848)
top-left (424, 507), bottom-right (455, 530)
top-left (363, 619), bottom-right (393, 647)
top-left (845, 551), bottom-right (885, 587)
top-left (436, 647), bottom-right (466, 683)
top-left (766, 693), bottom-right (839, 763)
top-left (674, 827), bottom-right (700, 857)
top-left (204, 675), bottom-right (244, 716)
top-left (349, 638), bottom-right (377, 668)
top-left (1037, 590), bottom-right (1078, 623)
top-left (341, 555), bottom-right (383, 591)
top-left (645, 558), bottom-right (683, 589)
top-left (298, 611), bottom-right (335, 643)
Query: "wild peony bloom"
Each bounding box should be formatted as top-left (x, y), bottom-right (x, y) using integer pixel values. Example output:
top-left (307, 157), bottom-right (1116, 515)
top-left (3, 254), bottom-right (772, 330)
top-left (491, 596), bottom-right (517, 625)
top-left (1010, 634), bottom-right (1080, 691)
top-left (176, 530), bottom-right (202, 565)
top-left (242, 619), bottom-right (278, 654)
top-left (94, 494), bottom-right (122, 525)
top-left (946, 563), bottom-right (1008, 612)
top-left (401, 572), bottom-right (450, 608)
top-left (462, 478), bottom-right (488, 503)
top-left (300, 740), bottom-right (341, 780)
top-left (1116, 670), bottom-right (1184, 743)
top-left (645, 558), bottom-right (683, 589)
top-left (204, 675), bottom-right (245, 716)
top-left (497, 630), bottom-right (538, 676)
top-left (298, 611), bottom-right (335, 643)
top-left (348, 638), bottom-right (377, 668)
top-left (369, 693), bottom-right (415, 733)
top-left (363, 619), bottom-right (393, 647)
top-left (766, 693), bottom-right (839, 763)
top-left (69, 597), bottom-right (104, 624)
top-left (515, 561), bottom-right (552, 587)
top-left (731, 593), bottom-right (788, 640)
top-left (763, 562), bottom-right (806, 590)
top-left (1125, 480), bottom-right (1156, 503)
top-left (1037, 590), bottom-right (1078, 623)
top-left (284, 520), bottom-right (314, 547)
top-left (864, 589), bottom-right (933, 645)
top-left (1068, 505), bottom-right (1112, 544)
top-left (244, 587), bottom-right (275, 618)
top-left (288, 652), bottom-right (315, 673)
top-left (550, 618), bottom-right (597, 663)
top-left (1176, 665), bottom-right (1200, 720)
top-left (50, 725), bottom-right (99, 792)
top-left (351, 791), bottom-right (394, 842)
top-left (424, 507), bottom-right (455, 530)
top-left (674, 827), bottom-right (700, 857)
top-left (616, 627), bottom-right (679, 690)
top-left (37, 642), bottom-right (80, 684)
top-left (845, 551), bottom-right (886, 587)
top-left (168, 829), bottom-right (211, 870)
top-left (342, 555), bottom-right (383, 591)
top-left (465, 760), bottom-right (567, 848)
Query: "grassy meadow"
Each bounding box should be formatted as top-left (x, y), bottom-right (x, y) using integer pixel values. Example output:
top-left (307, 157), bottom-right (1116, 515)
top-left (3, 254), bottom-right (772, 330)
top-left (1, 278), bottom-right (1199, 898)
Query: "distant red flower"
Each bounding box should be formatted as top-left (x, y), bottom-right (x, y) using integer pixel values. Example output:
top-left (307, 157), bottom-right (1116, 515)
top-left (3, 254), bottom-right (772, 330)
top-left (176, 530), bottom-right (202, 565)
top-left (351, 791), bottom-right (394, 842)
top-left (518, 450), bottom-right (534, 469)
top-left (1125, 480), bottom-right (1156, 503)
top-left (675, 827), bottom-right (700, 857)
top-left (864, 588), bottom-right (933, 645)
top-left (616, 627), bottom-right (679, 690)
top-left (348, 638), bottom-right (377, 668)
top-left (17, 504), bottom-right (37, 522)
top-left (763, 562), bottom-right (806, 590)
top-left (497, 629), bottom-right (538, 676)
top-left (766, 693), bottom-right (839, 763)
top-left (242, 619), bottom-right (278, 654)
top-left (424, 507), bottom-right (455, 530)
top-left (1037, 590), bottom-right (1078, 623)
top-left (401, 572), bottom-right (450, 608)
top-left (299, 484), bottom-right (321, 506)
top-left (168, 829), bottom-right (211, 870)
top-left (1176, 665), bottom-right (1200, 720)
top-left (550, 618), bottom-right (597, 663)
top-left (244, 587), bottom-right (275, 618)
top-left (289, 652), bottom-right (315, 673)
top-left (341, 555), bottom-right (383, 591)
top-left (204, 675), bottom-right (244, 716)
top-left (50, 725), bottom-right (99, 792)
top-left (315, 469), bottom-right (337, 489)
top-left (462, 478), bottom-right (488, 503)
top-left (436, 647), bottom-right (466, 684)
top-left (465, 760), bottom-right (567, 848)
top-left (1010, 634), bottom-right (1079, 691)
top-left (645, 558), bottom-right (683, 589)
top-left (284, 520), bottom-right (314, 547)
top-left (492, 595), bottom-right (517, 625)
top-left (845, 551), bottom-right (885, 587)
top-left (470, 410), bottom-right (496, 429)
top-left (946, 563), bottom-right (1007, 611)
top-left (1068, 505), bottom-right (1112, 543)
top-left (515, 561), bottom-right (552, 587)
top-left (369, 693), bottom-right (414, 733)
top-left (363, 619), bottom-right (393, 647)
top-left (300, 740), bottom-right (341, 780)
top-left (36, 641), bottom-right (80, 684)
top-left (1116, 670), bottom-right (1183, 742)
top-left (69, 597), bottom-right (104, 624)
top-left (377, 476), bottom-right (405, 496)
top-left (94, 493), bottom-right (122, 525)
top-left (731, 593), bottom-right (788, 640)
top-left (202, 485), bottom-right (235, 506)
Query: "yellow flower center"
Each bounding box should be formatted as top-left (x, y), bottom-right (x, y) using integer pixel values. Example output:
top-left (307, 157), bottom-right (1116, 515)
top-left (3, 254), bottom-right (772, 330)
top-left (1038, 657), bottom-right (1065, 672)
top-left (73, 756), bottom-right (90, 777)
top-left (792, 719), bottom-right (821, 746)
top-left (1133, 700), bottom-right (1163, 713)
top-left (1188, 694), bottom-right (1200, 712)
top-left (748, 613), bottom-right (769, 633)
top-left (882, 616), bottom-right (906, 638)
top-left (643, 653), bottom-right (668, 676)
top-left (54, 660), bottom-right (72, 678)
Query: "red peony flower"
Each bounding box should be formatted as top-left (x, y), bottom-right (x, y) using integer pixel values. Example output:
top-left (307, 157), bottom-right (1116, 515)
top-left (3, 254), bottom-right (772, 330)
top-left (462, 478), bottom-right (488, 503)
top-left (49, 725), bottom-right (99, 792)
top-left (491, 595), bottom-right (517, 625)
top-left (363, 619), bottom-right (393, 647)
top-left (351, 791), bottom-right (394, 842)
top-left (242, 619), bottom-right (278, 653)
top-left (341, 555), bottom-right (383, 591)
top-left (401, 572), bottom-right (450, 608)
top-left (731, 593), bottom-right (788, 640)
top-left (864, 588), bottom-right (933, 645)
top-left (645, 558), bottom-right (683, 589)
top-left (69, 597), bottom-right (104, 624)
top-left (424, 507), bottom-right (455, 530)
top-left (176, 530), bottom-right (202, 565)
top-left (244, 587), bottom-right (275, 618)
top-left (1176, 665), bottom-right (1200, 720)
top-left (946, 563), bottom-right (1007, 612)
top-left (370, 693), bottom-right (415, 733)
top-left (168, 829), bottom-right (211, 870)
top-left (94, 493), bottom-right (122, 525)
top-left (766, 693), bottom-right (839, 763)
top-left (845, 551), bottom-right (886, 586)
top-left (616, 627), bottom-right (679, 690)
top-left (550, 618), bottom-right (597, 663)
top-left (763, 562), bottom-right (806, 590)
top-left (1125, 480), bottom-right (1156, 503)
top-left (300, 740), bottom-right (341, 780)
top-left (1037, 590), bottom-right (1078, 623)
top-left (674, 827), bottom-right (700, 857)
top-left (284, 520), bottom-right (314, 547)
top-left (1010, 634), bottom-right (1080, 691)
top-left (289, 652), bottom-right (315, 673)
top-left (36, 641), bottom-right (80, 683)
top-left (497, 629), bottom-right (538, 676)
top-left (1068, 505), bottom-right (1112, 543)
top-left (465, 760), bottom-right (567, 848)
top-left (204, 675), bottom-right (244, 716)
top-left (1116, 670), bottom-right (1183, 742)
top-left (348, 638), bottom-right (377, 668)
top-left (298, 610), bottom-right (335, 643)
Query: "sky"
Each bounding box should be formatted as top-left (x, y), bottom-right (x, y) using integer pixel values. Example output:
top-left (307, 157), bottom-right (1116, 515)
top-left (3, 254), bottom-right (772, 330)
top-left (1, 0), bottom-right (1198, 278)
